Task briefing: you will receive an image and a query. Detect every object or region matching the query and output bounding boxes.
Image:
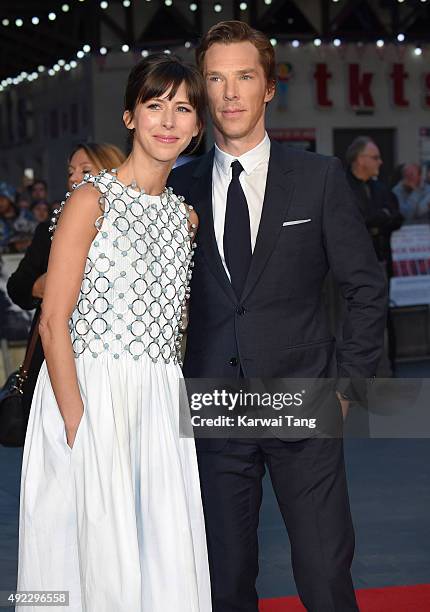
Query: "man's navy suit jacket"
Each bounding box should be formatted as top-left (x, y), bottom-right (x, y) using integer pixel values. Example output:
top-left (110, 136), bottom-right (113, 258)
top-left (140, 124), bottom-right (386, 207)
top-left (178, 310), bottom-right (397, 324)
top-left (168, 141), bottom-right (387, 406)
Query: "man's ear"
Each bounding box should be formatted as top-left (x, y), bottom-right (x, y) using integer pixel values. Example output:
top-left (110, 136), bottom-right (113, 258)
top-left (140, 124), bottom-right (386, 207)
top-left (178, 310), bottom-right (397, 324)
top-left (123, 110), bottom-right (134, 130)
top-left (264, 80), bottom-right (276, 103)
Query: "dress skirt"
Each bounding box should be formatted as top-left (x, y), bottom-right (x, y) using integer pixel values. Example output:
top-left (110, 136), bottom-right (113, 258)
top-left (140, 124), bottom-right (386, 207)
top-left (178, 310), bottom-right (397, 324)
top-left (17, 354), bottom-right (211, 612)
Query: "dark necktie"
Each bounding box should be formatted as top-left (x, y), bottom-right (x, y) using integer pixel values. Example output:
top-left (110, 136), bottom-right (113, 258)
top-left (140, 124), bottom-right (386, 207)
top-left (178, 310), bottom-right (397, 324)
top-left (223, 160), bottom-right (252, 298)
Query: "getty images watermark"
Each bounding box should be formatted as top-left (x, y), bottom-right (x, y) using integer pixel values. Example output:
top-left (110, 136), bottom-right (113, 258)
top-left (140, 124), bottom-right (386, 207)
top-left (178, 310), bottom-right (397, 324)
top-left (189, 388), bottom-right (317, 430)
top-left (179, 377), bottom-right (430, 439)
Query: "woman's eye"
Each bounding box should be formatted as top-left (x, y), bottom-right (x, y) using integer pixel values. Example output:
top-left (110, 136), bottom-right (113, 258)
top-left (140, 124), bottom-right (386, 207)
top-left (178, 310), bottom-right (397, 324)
top-left (147, 103), bottom-right (161, 109)
top-left (177, 106), bottom-right (191, 113)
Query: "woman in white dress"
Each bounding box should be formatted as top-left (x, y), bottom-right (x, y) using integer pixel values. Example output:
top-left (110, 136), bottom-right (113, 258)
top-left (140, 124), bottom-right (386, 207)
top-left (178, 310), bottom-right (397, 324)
top-left (17, 53), bottom-right (211, 612)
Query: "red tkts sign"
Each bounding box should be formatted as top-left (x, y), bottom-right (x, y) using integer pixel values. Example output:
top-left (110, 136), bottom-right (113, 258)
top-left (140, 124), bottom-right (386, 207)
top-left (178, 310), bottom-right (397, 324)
top-left (313, 62), bottom-right (430, 110)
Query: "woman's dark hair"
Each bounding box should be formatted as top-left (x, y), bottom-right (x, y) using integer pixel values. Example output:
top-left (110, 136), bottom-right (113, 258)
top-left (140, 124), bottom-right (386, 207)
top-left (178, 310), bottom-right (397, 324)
top-left (124, 53), bottom-right (206, 153)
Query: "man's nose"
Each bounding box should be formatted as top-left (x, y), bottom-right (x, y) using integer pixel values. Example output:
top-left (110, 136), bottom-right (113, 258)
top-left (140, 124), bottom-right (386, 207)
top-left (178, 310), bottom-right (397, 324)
top-left (223, 79), bottom-right (239, 100)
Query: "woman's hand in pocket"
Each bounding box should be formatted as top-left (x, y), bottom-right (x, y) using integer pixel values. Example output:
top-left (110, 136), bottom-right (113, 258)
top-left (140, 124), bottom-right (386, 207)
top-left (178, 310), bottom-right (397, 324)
top-left (65, 413), bottom-right (83, 449)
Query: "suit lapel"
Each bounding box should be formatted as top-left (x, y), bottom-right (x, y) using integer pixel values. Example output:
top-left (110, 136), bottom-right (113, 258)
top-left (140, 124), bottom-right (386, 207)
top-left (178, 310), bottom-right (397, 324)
top-left (190, 150), bottom-right (237, 304)
top-left (241, 141), bottom-right (295, 302)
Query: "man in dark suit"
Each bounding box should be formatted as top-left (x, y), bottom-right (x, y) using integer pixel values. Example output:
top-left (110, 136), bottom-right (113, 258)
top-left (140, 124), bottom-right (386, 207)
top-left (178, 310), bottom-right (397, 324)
top-left (169, 21), bottom-right (387, 612)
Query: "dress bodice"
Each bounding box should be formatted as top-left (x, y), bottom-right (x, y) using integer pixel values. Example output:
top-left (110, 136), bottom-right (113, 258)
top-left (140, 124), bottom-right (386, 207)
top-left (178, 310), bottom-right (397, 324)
top-left (53, 170), bottom-right (195, 364)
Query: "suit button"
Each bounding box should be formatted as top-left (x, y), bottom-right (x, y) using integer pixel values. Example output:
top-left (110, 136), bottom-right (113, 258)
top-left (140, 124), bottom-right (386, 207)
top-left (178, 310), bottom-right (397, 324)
top-left (229, 357), bottom-right (238, 367)
top-left (236, 306), bottom-right (245, 315)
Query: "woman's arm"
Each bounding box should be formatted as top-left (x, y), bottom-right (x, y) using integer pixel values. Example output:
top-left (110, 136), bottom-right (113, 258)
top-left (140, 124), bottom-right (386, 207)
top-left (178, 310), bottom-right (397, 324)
top-left (39, 184), bottom-right (100, 447)
top-left (7, 221), bottom-right (51, 309)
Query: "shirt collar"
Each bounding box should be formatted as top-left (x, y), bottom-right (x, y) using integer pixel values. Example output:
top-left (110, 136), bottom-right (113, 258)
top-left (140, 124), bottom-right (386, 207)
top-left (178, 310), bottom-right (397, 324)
top-left (214, 132), bottom-right (271, 177)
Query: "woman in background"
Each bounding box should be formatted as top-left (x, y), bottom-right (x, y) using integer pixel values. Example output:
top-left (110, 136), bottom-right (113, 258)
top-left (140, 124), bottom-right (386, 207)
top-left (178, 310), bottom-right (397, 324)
top-left (7, 143), bottom-right (125, 421)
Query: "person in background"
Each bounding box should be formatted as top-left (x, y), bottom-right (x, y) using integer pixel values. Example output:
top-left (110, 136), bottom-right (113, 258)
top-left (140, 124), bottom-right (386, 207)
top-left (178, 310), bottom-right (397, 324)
top-left (0, 182), bottom-right (18, 253)
top-left (30, 179), bottom-right (48, 205)
top-left (7, 142), bottom-right (126, 423)
top-left (30, 201), bottom-right (50, 224)
top-left (392, 163), bottom-right (430, 223)
top-left (346, 136), bottom-right (403, 373)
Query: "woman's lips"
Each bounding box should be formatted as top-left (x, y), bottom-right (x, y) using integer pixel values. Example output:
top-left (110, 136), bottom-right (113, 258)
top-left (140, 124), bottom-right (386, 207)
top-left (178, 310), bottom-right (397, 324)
top-left (154, 135), bottom-right (179, 143)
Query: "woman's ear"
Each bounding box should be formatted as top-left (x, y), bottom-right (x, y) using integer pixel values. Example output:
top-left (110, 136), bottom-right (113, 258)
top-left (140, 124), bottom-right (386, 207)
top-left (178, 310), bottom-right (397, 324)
top-left (123, 110), bottom-right (134, 130)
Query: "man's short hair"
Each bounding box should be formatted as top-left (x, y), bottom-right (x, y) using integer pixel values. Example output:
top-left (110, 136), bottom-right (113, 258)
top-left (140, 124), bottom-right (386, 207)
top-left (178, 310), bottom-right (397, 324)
top-left (196, 20), bottom-right (276, 87)
top-left (345, 136), bottom-right (375, 167)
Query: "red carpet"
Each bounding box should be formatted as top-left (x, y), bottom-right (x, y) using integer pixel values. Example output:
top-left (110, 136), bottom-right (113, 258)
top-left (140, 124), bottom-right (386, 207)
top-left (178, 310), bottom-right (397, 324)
top-left (259, 584), bottom-right (430, 611)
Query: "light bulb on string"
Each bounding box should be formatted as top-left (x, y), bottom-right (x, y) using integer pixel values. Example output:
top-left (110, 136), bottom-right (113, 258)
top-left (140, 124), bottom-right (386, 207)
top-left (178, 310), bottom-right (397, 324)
top-left (292, 40), bottom-right (300, 48)
top-left (15, 18), bottom-right (23, 27)
top-left (189, 2), bottom-right (197, 10)
top-left (48, 12), bottom-right (56, 21)
top-left (70, 60), bottom-right (78, 68)
top-left (62, 4), bottom-right (70, 11)
top-left (100, 46), bottom-right (108, 55)
top-left (32, 16), bottom-right (39, 25)
top-left (83, 44), bottom-right (91, 53)
top-left (314, 38), bottom-right (322, 46)
top-left (397, 33), bottom-right (405, 42)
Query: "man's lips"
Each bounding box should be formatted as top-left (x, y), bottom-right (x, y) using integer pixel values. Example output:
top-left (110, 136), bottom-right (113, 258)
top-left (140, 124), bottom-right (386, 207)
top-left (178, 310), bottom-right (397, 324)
top-left (153, 135), bottom-right (179, 143)
top-left (221, 109), bottom-right (245, 116)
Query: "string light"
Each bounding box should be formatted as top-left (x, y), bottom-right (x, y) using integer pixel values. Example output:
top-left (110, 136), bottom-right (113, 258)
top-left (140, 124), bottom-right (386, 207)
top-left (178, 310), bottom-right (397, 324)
top-left (376, 39), bottom-right (384, 47)
top-left (38, 65), bottom-right (45, 72)
top-left (189, 2), bottom-right (197, 10)
top-left (165, 0), bottom-right (173, 5)
top-left (77, 50), bottom-right (85, 58)
top-left (123, 0), bottom-right (131, 6)
top-left (122, 44), bottom-right (130, 52)
top-left (397, 33), bottom-right (405, 42)
top-left (270, 38), bottom-right (277, 47)
top-left (185, 41), bottom-right (191, 49)
top-left (82, 44), bottom-right (91, 53)
top-left (100, 46), bottom-right (108, 55)
top-left (70, 60), bottom-right (78, 68)
top-left (141, 50), bottom-right (149, 57)
top-left (15, 18), bottom-right (23, 27)
top-left (100, 1), bottom-right (109, 9)
top-left (214, 3), bottom-right (222, 12)
top-left (48, 12), bottom-right (56, 21)
top-left (314, 38), bottom-right (322, 46)
top-left (333, 38), bottom-right (342, 47)
top-left (240, 2), bottom-right (247, 9)
top-left (62, 4), bottom-right (70, 12)
top-left (292, 40), bottom-right (300, 48)
top-left (32, 17), bottom-right (39, 25)
top-left (414, 47), bottom-right (423, 55)
top-left (58, 59), bottom-right (66, 66)
top-left (264, 0), bottom-right (272, 4)
top-left (2, 18), bottom-right (10, 26)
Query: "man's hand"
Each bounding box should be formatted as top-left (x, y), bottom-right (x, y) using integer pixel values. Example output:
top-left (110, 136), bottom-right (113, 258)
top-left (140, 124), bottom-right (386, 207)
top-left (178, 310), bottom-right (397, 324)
top-left (336, 391), bottom-right (350, 421)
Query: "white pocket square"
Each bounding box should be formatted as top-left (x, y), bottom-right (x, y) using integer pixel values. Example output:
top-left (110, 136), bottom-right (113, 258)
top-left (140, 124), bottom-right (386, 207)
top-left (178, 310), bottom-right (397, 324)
top-left (282, 218), bottom-right (311, 226)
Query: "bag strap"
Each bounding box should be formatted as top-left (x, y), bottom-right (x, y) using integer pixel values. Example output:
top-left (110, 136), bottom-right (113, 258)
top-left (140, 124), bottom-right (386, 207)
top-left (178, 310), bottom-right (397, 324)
top-left (20, 311), bottom-right (41, 378)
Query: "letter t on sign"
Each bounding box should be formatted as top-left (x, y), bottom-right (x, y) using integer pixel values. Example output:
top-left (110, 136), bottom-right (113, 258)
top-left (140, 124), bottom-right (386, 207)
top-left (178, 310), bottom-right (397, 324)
top-left (348, 63), bottom-right (374, 109)
top-left (390, 63), bottom-right (409, 107)
top-left (314, 63), bottom-right (333, 108)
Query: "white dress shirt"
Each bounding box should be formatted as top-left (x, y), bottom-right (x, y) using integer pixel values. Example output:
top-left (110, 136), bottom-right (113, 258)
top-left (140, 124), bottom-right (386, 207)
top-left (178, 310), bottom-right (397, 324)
top-left (212, 132), bottom-right (271, 276)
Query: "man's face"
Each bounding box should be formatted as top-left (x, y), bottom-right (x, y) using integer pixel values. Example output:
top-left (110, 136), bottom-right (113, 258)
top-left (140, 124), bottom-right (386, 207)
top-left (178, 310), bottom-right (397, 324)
top-left (31, 182), bottom-right (47, 202)
top-left (203, 41), bottom-right (275, 148)
top-left (358, 143), bottom-right (382, 180)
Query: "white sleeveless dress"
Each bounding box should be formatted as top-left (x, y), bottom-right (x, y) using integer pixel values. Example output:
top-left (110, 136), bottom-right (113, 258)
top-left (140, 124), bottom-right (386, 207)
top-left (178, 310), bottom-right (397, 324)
top-left (17, 170), bottom-right (211, 612)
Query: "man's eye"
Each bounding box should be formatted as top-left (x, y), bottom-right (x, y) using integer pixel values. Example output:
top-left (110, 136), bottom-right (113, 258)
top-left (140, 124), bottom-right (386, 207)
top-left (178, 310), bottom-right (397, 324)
top-left (208, 76), bottom-right (221, 82)
top-left (241, 74), bottom-right (253, 80)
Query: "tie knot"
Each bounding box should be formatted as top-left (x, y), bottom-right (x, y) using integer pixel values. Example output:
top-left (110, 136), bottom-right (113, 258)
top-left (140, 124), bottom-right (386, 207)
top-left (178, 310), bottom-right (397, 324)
top-left (231, 160), bottom-right (244, 179)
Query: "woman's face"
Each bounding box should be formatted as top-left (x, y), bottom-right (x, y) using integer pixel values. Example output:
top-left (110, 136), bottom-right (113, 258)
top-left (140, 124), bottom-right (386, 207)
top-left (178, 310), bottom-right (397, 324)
top-left (68, 148), bottom-right (96, 191)
top-left (123, 81), bottom-right (200, 166)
